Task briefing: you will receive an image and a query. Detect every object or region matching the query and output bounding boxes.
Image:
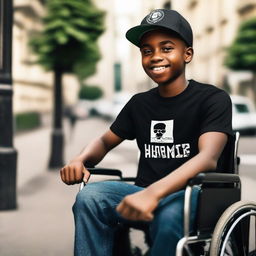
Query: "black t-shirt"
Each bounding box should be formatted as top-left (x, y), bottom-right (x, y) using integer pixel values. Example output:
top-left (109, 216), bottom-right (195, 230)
top-left (110, 80), bottom-right (233, 187)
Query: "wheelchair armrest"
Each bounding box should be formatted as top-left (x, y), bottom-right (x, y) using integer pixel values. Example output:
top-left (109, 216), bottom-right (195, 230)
top-left (79, 167), bottom-right (123, 191)
top-left (87, 167), bottom-right (123, 179)
top-left (188, 172), bottom-right (241, 235)
top-left (188, 172), bottom-right (240, 186)
top-left (87, 167), bottom-right (136, 182)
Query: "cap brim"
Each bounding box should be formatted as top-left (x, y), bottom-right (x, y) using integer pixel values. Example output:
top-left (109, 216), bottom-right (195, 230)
top-left (126, 24), bottom-right (171, 47)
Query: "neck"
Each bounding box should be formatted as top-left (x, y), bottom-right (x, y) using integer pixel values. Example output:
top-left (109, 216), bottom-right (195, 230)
top-left (158, 76), bottom-right (188, 98)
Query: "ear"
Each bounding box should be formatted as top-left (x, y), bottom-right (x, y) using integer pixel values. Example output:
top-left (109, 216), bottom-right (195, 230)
top-left (184, 47), bottom-right (193, 64)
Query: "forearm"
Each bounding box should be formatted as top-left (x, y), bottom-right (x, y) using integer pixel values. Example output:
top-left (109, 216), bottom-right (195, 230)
top-left (61, 130), bottom-right (123, 185)
top-left (147, 151), bottom-right (217, 200)
top-left (71, 129), bottom-right (124, 167)
top-left (71, 138), bottom-right (109, 167)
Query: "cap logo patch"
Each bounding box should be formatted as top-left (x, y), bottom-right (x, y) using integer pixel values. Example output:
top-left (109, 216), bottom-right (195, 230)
top-left (146, 10), bottom-right (164, 24)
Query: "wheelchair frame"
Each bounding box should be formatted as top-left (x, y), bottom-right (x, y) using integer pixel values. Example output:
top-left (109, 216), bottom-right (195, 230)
top-left (176, 172), bottom-right (241, 256)
top-left (177, 132), bottom-right (256, 256)
top-left (79, 132), bottom-right (256, 255)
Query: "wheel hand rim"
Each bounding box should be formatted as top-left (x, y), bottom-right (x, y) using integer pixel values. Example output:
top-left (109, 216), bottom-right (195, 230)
top-left (220, 210), bottom-right (256, 256)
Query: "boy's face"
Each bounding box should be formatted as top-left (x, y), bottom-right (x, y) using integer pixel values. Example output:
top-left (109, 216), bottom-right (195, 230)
top-left (139, 29), bottom-right (193, 85)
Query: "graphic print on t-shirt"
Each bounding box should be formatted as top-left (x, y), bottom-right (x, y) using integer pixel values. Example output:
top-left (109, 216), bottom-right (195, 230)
top-left (150, 120), bottom-right (174, 143)
top-left (145, 119), bottom-right (190, 159)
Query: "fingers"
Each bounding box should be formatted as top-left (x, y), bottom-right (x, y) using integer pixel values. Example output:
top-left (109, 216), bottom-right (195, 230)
top-left (120, 207), bottom-right (139, 220)
top-left (60, 166), bottom-right (70, 184)
top-left (117, 202), bottom-right (137, 220)
top-left (60, 161), bottom-right (89, 185)
top-left (69, 166), bottom-right (75, 182)
top-left (60, 166), bottom-right (72, 185)
top-left (143, 212), bottom-right (154, 221)
top-left (60, 167), bottom-right (65, 182)
top-left (116, 200), bottom-right (153, 221)
top-left (82, 167), bottom-right (91, 183)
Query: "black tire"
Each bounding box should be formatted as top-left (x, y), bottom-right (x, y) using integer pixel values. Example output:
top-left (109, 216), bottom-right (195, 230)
top-left (210, 201), bottom-right (256, 256)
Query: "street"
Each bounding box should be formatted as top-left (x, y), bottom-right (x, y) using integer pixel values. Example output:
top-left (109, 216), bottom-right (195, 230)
top-left (0, 117), bottom-right (255, 256)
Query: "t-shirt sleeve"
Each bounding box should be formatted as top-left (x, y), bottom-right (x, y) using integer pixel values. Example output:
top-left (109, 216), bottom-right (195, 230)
top-left (110, 97), bottom-right (136, 140)
top-left (199, 90), bottom-right (233, 136)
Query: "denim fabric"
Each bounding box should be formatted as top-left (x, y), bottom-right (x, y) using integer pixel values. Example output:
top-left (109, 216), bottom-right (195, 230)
top-left (72, 181), bottom-right (200, 256)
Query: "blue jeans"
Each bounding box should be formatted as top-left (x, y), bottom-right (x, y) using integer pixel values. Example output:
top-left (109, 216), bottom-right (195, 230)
top-left (73, 181), bottom-right (200, 256)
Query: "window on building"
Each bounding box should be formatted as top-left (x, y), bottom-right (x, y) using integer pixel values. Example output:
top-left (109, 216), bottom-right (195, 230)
top-left (163, 1), bottom-right (172, 10)
top-left (114, 63), bottom-right (122, 92)
top-left (38, 0), bottom-right (46, 5)
top-left (188, 0), bottom-right (198, 9)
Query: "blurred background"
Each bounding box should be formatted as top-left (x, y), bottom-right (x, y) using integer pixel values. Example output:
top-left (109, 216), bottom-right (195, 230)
top-left (10, 0), bottom-right (256, 134)
top-left (0, 0), bottom-right (256, 255)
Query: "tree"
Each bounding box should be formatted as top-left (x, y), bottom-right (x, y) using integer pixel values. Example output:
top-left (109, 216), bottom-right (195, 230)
top-left (30, 0), bottom-right (105, 168)
top-left (225, 18), bottom-right (256, 101)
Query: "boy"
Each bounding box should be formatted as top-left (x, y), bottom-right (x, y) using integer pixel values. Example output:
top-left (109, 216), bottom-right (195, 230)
top-left (60, 9), bottom-right (232, 256)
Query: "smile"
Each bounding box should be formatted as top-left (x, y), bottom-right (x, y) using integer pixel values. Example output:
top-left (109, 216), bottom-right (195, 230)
top-left (150, 65), bottom-right (170, 73)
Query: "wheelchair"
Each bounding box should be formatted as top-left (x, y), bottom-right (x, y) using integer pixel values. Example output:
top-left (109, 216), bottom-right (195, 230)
top-left (79, 132), bottom-right (256, 255)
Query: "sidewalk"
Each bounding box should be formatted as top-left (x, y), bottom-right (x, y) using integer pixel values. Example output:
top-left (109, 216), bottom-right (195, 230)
top-left (0, 117), bottom-right (139, 256)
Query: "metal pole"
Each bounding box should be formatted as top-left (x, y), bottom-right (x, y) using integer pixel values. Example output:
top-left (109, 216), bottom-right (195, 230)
top-left (48, 69), bottom-right (64, 168)
top-left (0, 0), bottom-right (17, 210)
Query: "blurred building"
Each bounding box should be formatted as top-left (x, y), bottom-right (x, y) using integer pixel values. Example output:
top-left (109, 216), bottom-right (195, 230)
top-left (12, 0), bottom-right (256, 121)
top-left (90, 0), bottom-right (256, 100)
top-left (172, 0), bottom-right (256, 98)
top-left (13, 0), bottom-right (79, 122)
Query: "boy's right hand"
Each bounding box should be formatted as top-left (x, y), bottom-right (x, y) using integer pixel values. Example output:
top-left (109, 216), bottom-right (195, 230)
top-left (60, 160), bottom-right (90, 185)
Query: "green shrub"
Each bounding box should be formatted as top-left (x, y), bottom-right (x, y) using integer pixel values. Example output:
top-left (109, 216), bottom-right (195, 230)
top-left (79, 85), bottom-right (103, 100)
top-left (15, 112), bottom-right (41, 131)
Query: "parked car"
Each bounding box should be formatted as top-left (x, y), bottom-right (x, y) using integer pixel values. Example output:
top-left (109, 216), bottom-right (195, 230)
top-left (231, 95), bottom-right (256, 135)
top-left (92, 92), bottom-right (133, 121)
top-left (70, 101), bottom-right (89, 120)
top-left (92, 93), bottom-right (256, 135)
top-left (65, 100), bottom-right (97, 120)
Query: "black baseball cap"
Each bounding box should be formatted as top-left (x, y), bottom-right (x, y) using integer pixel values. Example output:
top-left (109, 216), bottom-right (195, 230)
top-left (126, 9), bottom-right (193, 47)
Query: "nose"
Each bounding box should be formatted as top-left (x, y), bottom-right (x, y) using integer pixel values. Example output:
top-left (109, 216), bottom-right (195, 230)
top-left (150, 50), bottom-right (163, 63)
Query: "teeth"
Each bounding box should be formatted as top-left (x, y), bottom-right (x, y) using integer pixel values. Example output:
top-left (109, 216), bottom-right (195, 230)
top-left (152, 66), bottom-right (166, 71)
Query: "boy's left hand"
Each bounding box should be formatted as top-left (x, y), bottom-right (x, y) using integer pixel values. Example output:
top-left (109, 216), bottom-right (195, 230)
top-left (116, 189), bottom-right (159, 221)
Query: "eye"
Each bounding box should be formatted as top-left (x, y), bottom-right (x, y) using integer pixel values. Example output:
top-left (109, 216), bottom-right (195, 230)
top-left (141, 48), bottom-right (152, 56)
top-left (162, 47), bottom-right (173, 52)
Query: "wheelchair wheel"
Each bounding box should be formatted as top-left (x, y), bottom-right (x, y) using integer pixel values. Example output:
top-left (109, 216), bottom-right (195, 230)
top-left (210, 201), bottom-right (256, 256)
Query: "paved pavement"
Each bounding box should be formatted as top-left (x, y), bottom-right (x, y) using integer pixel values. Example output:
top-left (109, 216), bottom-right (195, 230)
top-left (0, 117), bottom-right (140, 256)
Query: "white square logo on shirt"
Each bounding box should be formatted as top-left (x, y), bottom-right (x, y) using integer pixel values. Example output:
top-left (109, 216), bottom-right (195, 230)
top-left (150, 120), bottom-right (174, 143)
